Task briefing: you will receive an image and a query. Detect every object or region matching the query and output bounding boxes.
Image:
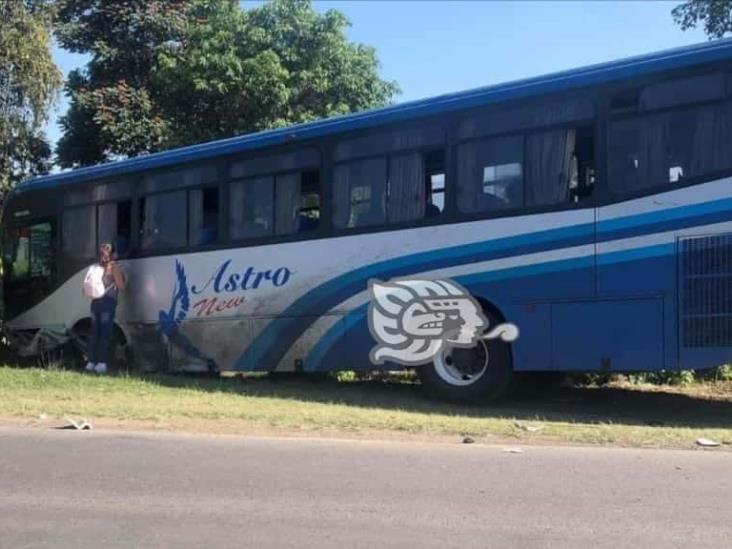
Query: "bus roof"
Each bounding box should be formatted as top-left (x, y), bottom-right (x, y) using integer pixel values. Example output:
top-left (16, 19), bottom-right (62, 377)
top-left (18, 37), bottom-right (732, 193)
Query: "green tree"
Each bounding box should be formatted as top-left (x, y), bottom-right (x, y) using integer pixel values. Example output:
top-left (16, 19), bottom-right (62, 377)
top-left (55, 0), bottom-right (399, 166)
top-left (54, 0), bottom-right (189, 167)
top-left (0, 0), bottom-right (61, 198)
top-left (672, 0), bottom-right (732, 38)
top-left (156, 0), bottom-right (400, 146)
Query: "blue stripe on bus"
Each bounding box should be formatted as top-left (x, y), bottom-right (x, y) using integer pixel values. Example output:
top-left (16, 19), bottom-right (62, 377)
top-left (240, 223), bottom-right (594, 370)
top-left (597, 195), bottom-right (732, 237)
top-left (303, 242), bottom-right (673, 370)
top-left (304, 307), bottom-right (368, 371)
top-left (239, 197), bottom-right (731, 371)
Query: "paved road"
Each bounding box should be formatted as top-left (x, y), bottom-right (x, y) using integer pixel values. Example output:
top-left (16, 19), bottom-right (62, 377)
top-left (0, 427), bottom-right (730, 549)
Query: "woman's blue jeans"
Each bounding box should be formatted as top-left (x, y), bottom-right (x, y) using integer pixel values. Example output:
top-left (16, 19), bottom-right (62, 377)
top-left (87, 297), bottom-right (117, 364)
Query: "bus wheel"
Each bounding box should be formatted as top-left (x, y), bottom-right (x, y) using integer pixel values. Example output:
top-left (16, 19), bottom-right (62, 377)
top-left (417, 318), bottom-right (513, 403)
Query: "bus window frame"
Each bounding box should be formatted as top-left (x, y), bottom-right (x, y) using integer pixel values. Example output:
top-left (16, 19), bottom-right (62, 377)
top-left (224, 146), bottom-right (324, 248)
top-left (596, 61), bottom-right (732, 207)
top-left (61, 196), bottom-right (134, 260)
top-left (137, 188), bottom-right (190, 253)
top-left (127, 147), bottom-right (331, 257)
top-left (605, 96), bottom-right (732, 202)
top-left (331, 146), bottom-right (449, 230)
top-left (61, 203), bottom-right (97, 260)
top-left (452, 113), bottom-right (599, 224)
top-left (129, 159), bottom-right (228, 257)
top-left (327, 116), bottom-right (451, 235)
top-left (41, 59), bottom-right (732, 262)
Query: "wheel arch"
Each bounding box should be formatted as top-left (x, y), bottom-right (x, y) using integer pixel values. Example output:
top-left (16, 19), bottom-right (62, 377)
top-left (69, 317), bottom-right (129, 346)
top-left (468, 294), bottom-right (516, 369)
top-left (472, 295), bottom-right (507, 324)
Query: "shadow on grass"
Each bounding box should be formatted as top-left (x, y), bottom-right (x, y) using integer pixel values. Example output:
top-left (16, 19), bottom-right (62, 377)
top-left (2, 343), bottom-right (729, 430)
top-left (122, 370), bottom-right (732, 430)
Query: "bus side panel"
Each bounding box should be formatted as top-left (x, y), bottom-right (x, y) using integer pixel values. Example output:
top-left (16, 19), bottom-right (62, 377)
top-left (506, 303), bottom-right (552, 372)
top-left (266, 314), bottom-right (345, 372)
top-left (551, 298), bottom-right (664, 371)
top-left (596, 253), bottom-right (678, 370)
top-left (305, 309), bottom-right (375, 372)
top-left (597, 178), bottom-right (732, 371)
top-left (300, 262), bottom-right (597, 374)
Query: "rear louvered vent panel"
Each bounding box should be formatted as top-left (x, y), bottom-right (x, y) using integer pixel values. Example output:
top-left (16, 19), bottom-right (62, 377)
top-left (681, 234), bottom-right (732, 347)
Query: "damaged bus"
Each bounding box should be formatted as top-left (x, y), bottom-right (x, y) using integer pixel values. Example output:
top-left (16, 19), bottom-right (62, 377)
top-left (3, 39), bottom-right (732, 402)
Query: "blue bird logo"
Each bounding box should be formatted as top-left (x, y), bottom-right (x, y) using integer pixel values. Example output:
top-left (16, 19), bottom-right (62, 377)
top-left (159, 260), bottom-right (190, 336)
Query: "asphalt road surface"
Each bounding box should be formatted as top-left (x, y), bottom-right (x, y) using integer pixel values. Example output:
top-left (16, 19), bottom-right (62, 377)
top-left (0, 427), bottom-right (730, 549)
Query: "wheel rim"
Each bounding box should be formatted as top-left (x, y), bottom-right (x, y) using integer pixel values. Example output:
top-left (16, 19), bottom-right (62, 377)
top-left (433, 340), bottom-right (489, 386)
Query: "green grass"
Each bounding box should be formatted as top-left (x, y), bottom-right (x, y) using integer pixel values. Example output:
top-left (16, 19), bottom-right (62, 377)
top-left (1, 366), bottom-right (731, 448)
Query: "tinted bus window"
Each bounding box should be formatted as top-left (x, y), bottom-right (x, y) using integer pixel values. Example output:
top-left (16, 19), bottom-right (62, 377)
top-left (189, 187), bottom-right (219, 246)
top-left (140, 191), bottom-right (188, 250)
top-left (457, 136), bottom-right (524, 214)
top-left (333, 150), bottom-right (443, 228)
top-left (334, 124), bottom-right (443, 162)
top-left (609, 101), bottom-right (732, 195)
top-left (231, 149), bottom-right (319, 179)
top-left (62, 206), bottom-right (96, 258)
top-left (388, 152), bottom-right (426, 223)
top-left (230, 176), bottom-right (275, 239)
top-left (458, 124), bottom-right (594, 213)
top-left (65, 180), bottom-right (132, 206)
top-left (141, 165), bottom-right (218, 194)
top-left (274, 170), bottom-right (321, 235)
top-left (333, 157), bottom-right (387, 229)
top-left (638, 73), bottom-right (726, 111)
top-left (526, 127), bottom-right (594, 206)
top-left (98, 201), bottom-right (132, 256)
top-left (457, 97), bottom-right (594, 140)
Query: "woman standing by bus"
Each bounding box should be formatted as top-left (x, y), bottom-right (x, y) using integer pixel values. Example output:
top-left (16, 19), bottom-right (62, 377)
top-left (84, 243), bottom-right (127, 374)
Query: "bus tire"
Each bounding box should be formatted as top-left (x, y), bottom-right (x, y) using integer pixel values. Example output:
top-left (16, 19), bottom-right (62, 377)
top-left (416, 311), bottom-right (513, 403)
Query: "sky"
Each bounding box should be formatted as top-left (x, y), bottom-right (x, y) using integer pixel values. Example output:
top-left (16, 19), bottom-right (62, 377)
top-left (46, 0), bottom-right (709, 152)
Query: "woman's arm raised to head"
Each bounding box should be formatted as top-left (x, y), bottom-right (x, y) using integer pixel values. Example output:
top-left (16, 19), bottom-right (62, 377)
top-left (111, 263), bottom-right (127, 291)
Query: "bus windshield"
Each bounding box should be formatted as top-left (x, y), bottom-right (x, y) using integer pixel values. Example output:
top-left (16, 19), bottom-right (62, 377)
top-left (4, 222), bottom-right (54, 281)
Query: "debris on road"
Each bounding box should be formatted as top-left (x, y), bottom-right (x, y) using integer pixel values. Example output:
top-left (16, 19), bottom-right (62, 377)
top-left (502, 447), bottom-right (524, 454)
top-left (695, 438), bottom-right (720, 447)
top-left (57, 418), bottom-right (93, 431)
top-left (462, 436), bottom-right (475, 444)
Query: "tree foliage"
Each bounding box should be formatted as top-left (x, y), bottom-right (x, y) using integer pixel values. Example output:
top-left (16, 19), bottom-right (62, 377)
top-left (0, 0), bottom-right (61, 196)
top-left (156, 0), bottom-right (400, 147)
top-left (55, 0), bottom-right (188, 167)
top-left (55, 0), bottom-right (399, 167)
top-left (672, 0), bottom-right (732, 38)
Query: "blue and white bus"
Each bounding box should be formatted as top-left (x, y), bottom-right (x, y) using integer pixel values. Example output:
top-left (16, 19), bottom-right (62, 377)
top-left (3, 39), bottom-right (732, 401)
